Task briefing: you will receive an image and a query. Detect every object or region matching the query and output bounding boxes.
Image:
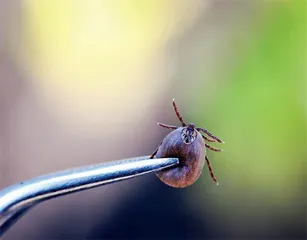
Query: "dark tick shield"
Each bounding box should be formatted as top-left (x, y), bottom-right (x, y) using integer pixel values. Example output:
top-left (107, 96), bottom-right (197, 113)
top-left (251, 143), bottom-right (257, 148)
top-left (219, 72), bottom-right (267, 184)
top-left (181, 127), bottom-right (197, 144)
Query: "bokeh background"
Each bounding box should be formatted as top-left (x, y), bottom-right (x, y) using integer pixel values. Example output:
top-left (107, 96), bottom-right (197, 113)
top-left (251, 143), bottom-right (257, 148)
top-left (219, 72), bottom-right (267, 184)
top-left (0, 1), bottom-right (306, 239)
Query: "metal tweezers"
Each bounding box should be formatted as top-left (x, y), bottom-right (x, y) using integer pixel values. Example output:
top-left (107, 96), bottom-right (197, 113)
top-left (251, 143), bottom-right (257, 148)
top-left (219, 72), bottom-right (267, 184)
top-left (0, 156), bottom-right (179, 236)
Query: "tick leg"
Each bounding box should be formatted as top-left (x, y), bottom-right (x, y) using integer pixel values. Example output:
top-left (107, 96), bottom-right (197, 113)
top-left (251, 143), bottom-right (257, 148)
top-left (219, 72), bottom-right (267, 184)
top-left (205, 143), bottom-right (222, 152)
top-left (157, 123), bottom-right (178, 130)
top-left (197, 127), bottom-right (224, 143)
top-left (149, 147), bottom-right (159, 159)
top-left (172, 99), bottom-right (187, 127)
top-left (201, 134), bottom-right (216, 142)
top-left (149, 142), bottom-right (162, 159)
top-left (205, 156), bottom-right (219, 185)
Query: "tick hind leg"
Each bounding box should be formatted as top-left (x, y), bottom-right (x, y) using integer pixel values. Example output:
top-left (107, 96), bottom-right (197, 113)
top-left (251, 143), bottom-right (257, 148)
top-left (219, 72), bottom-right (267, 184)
top-left (149, 146), bottom-right (159, 159)
top-left (157, 123), bottom-right (178, 130)
top-left (149, 142), bottom-right (162, 159)
top-left (172, 99), bottom-right (186, 127)
top-left (205, 156), bottom-right (219, 185)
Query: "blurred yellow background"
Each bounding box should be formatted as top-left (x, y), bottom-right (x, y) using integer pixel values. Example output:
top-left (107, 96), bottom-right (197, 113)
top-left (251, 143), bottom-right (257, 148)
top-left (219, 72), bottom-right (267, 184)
top-left (0, 1), bottom-right (306, 239)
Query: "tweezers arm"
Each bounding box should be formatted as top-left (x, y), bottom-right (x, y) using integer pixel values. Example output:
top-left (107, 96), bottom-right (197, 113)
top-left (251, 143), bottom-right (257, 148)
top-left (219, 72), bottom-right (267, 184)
top-left (0, 156), bottom-right (179, 236)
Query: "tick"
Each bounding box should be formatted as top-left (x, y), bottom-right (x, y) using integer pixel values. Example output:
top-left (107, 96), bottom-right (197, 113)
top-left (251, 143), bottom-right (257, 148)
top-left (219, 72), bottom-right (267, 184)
top-left (150, 99), bottom-right (224, 188)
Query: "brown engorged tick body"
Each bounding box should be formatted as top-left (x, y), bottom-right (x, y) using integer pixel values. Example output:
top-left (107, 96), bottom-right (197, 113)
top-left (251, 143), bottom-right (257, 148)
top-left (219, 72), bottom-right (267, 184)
top-left (150, 99), bottom-right (224, 188)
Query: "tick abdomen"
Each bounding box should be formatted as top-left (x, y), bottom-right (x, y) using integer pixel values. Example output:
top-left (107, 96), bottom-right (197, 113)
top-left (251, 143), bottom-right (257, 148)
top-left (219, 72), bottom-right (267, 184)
top-left (154, 127), bottom-right (206, 188)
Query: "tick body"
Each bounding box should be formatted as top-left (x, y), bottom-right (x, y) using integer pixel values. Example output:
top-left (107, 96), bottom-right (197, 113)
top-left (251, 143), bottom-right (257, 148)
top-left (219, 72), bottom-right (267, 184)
top-left (151, 99), bottom-right (224, 188)
top-left (155, 127), bottom-right (205, 188)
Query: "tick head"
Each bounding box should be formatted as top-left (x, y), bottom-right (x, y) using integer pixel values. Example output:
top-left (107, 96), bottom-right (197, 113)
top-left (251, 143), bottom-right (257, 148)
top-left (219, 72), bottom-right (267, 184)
top-left (187, 123), bottom-right (195, 132)
top-left (181, 123), bottom-right (197, 144)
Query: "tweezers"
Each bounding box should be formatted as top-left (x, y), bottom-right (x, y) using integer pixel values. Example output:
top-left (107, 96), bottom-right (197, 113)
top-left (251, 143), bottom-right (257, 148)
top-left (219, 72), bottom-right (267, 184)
top-left (0, 156), bottom-right (179, 237)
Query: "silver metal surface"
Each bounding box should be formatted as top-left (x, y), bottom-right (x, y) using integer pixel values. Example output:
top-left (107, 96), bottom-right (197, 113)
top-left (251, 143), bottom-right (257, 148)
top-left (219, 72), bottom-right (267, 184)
top-left (0, 156), bottom-right (179, 236)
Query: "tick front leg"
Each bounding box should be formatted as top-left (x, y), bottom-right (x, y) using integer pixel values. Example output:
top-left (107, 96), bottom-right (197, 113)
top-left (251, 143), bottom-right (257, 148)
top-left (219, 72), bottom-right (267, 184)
top-left (205, 156), bottom-right (219, 185)
top-left (197, 127), bottom-right (224, 143)
top-left (205, 143), bottom-right (223, 152)
top-left (157, 123), bottom-right (178, 130)
top-left (172, 99), bottom-right (187, 127)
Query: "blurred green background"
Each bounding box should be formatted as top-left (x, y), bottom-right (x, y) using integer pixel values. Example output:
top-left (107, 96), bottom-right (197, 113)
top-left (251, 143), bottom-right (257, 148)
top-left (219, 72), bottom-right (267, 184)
top-left (0, 1), bottom-right (306, 239)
